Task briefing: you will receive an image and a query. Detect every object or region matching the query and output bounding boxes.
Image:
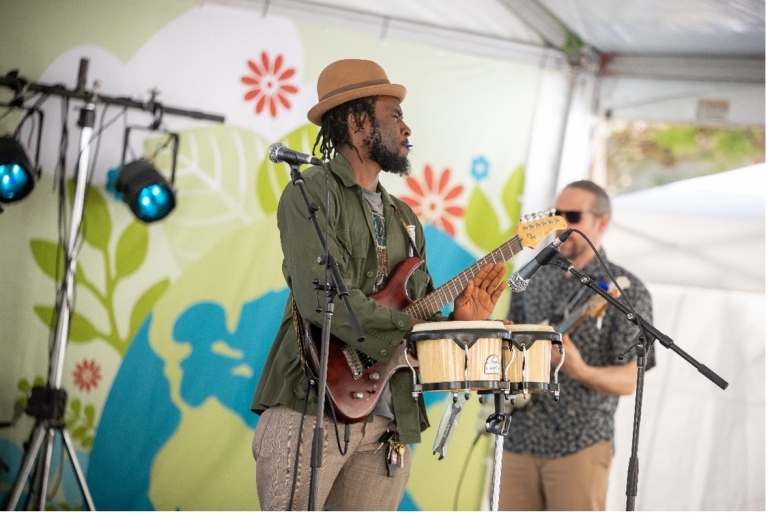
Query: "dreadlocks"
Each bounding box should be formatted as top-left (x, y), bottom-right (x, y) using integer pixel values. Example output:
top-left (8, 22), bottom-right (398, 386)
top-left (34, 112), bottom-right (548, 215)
top-left (313, 96), bottom-right (378, 161)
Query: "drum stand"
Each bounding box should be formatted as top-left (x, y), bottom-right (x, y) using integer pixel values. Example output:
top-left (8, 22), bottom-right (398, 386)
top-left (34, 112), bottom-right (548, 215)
top-left (484, 391), bottom-right (512, 512)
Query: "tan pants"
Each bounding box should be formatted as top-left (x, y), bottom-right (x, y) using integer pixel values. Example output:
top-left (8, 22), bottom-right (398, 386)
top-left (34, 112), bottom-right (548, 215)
top-left (252, 405), bottom-right (410, 511)
top-left (498, 441), bottom-right (613, 511)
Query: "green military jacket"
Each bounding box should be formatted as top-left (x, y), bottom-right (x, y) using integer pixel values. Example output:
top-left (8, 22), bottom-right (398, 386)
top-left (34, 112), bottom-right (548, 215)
top-left (251, 154), bottom-right (446, 443)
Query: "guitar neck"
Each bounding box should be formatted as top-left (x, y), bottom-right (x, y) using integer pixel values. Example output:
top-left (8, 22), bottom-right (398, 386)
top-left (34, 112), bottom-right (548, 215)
top-left (403, 236), bottom-right (523, 319)
top-left (555, 305), bottom-right (591, 334)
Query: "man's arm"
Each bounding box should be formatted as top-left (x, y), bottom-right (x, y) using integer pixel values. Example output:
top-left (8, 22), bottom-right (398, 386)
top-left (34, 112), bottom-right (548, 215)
top-left (557, 334), bottom-right (638, 396)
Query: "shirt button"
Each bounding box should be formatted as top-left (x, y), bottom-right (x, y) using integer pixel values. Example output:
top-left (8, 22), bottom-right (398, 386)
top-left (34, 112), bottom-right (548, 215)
top-left (397, 320), bottom-right (404, 328)
top-left (366, 271), bottom-right (374, 277)
top-left (380, 349), bottom-right (388, 356)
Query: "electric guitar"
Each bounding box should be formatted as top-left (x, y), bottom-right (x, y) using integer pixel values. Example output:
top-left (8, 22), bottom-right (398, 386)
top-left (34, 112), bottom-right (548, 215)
top-left (301, 211), bottom-right (566, 423)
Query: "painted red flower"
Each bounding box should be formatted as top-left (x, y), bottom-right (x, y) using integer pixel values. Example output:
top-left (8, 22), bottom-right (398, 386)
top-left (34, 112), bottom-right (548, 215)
top-left (73, 359), bottom-right (102, 393)
top-left (241, 52), bottom-right (299, 117)
top-left (400, 165), bottom-right (464, 236)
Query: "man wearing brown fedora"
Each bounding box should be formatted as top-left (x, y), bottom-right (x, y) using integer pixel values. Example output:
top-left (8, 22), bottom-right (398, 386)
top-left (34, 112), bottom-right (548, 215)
top-left (250, 58), bottom-right (506, 510)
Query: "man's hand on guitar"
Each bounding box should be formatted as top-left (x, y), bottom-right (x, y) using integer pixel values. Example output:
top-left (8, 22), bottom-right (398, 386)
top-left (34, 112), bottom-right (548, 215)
top-left (554, 333), bottom-right (583, 379)
top-left (453, 262), bottom-right (506, 321)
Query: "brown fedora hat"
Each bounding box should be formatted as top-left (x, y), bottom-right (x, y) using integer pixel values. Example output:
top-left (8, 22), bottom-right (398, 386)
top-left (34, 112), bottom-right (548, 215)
top-left (307, 59), bottom-right (406, 126)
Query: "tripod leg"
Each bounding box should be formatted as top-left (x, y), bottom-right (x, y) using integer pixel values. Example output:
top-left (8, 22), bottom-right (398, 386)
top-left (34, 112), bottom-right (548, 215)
top-left (61, 426), bottom-right (95, 510)
top-left (5, 422), bottom-right (46, 510)
top-left (35, 426), bottom-right (55, 511)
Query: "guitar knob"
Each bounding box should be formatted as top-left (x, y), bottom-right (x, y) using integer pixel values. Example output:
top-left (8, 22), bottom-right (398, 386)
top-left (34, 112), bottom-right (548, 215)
top-left (369, 372), bottom-right (380, 381)
top-left (352, 392), bottom-right (364, 399)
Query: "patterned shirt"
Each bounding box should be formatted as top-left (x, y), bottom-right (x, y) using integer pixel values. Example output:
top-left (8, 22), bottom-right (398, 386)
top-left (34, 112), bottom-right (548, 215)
top-left (504, 249), bottom-right (654, 458)
top-left (363, 187), bottom-right (395, 420)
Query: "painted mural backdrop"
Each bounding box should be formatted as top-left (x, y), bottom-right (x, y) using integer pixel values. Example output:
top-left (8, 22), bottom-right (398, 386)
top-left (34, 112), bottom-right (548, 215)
top-left (0, 1), bottom-right (541, 509)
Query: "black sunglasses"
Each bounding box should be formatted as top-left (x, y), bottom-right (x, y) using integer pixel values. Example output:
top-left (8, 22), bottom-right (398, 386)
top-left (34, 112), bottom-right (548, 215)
top-left (554, 210), bottom-right (595, 224)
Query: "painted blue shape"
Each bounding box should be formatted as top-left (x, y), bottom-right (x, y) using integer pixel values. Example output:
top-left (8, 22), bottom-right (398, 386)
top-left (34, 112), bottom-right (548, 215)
top-left (0, 435), bottom-right (91, 509)
top-left (470, 156), bottom-right (490, 182)
top-left (87, 314), bottom-right (179, 511)
top-left (398, 488), bottom-right (418, 510)
top-left (0, 438), bottom-right (25, 507)
top-left (86, 289), bottom-right (289, 510)
top-left (173, 289), bottom-right (289, 428)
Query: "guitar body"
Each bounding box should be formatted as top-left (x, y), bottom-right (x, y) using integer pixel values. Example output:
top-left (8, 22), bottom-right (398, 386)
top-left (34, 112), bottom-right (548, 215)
top-left (302, 258), bottom-right (423, 423)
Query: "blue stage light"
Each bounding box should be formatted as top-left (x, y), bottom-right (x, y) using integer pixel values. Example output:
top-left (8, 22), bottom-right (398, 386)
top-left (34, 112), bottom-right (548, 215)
top-left (0, 135), bottom-right (36, 203)
top-left (115, 159), bottom-right (176, 223)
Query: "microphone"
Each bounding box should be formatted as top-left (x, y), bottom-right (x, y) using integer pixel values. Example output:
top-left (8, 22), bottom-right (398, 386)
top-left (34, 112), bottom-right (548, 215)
top-left (507, 230), bottom-right (573, 292)
top-left (268, 142), bottom-right (323, 166)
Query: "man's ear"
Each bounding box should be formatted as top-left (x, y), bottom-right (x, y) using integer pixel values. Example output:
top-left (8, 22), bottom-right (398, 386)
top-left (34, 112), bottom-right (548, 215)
top-left (596, 213), bottom-right (611, 234)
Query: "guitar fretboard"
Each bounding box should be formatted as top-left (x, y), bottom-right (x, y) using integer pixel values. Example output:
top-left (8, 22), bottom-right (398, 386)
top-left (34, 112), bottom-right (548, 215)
top-left (403, 236), bottom-right (524, 320)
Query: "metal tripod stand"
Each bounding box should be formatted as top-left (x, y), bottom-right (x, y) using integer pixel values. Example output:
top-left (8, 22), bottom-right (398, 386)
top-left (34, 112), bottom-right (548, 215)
top-left (5, 99), bottom-right (97, 511)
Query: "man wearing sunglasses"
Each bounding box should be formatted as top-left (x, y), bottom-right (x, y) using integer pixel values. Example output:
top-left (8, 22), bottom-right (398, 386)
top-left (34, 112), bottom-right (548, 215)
top-left (499, 180), bottom-right (654, 511)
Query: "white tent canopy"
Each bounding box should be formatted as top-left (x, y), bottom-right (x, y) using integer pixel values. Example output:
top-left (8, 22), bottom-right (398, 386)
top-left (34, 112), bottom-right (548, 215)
top-left (603, 164), bottom-right (766, 293)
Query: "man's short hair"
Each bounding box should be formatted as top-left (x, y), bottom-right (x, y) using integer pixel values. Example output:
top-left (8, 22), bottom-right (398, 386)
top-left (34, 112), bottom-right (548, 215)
top-left (564, 180), bottom-right (612, 218)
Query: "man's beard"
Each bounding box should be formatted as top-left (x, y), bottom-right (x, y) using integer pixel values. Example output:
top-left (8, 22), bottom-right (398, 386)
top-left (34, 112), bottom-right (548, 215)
top-left (365, 124), bottom-right (411, 176)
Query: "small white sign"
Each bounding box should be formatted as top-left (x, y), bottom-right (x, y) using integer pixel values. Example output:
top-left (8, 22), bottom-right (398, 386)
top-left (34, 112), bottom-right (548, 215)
top-left (484, 354), bottom-right (501, 374)
top-left (697, 98), bottom-right (729, 122)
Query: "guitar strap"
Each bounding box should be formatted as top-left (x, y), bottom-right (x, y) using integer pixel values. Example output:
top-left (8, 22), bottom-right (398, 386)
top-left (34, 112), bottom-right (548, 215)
top-left (391, 201), bottom-right (422, 261)
top-left (291, 295), bottom-right (317, 382)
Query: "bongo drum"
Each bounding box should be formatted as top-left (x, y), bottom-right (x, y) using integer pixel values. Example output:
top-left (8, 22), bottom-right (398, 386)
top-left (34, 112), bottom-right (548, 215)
top-left (407, 320), bottom-right (510, 392)
top-left (505, 324), bottom-right (564, 396)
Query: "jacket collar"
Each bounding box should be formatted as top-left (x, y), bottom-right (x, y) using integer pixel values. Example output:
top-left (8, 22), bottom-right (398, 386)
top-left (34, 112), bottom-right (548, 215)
top-left (329, 154), bottom-right (396, 208)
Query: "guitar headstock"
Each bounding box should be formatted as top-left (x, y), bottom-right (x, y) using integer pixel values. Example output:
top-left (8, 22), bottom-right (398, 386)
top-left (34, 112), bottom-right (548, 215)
top-left (516, 210), bottom-right (567, 249)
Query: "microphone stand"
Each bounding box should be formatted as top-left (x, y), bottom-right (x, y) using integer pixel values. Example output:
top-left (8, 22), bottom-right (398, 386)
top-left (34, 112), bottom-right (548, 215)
top-left (285, 162), bottom-right (364, 511)
top-left (547, 253), bottom-right (728, 511)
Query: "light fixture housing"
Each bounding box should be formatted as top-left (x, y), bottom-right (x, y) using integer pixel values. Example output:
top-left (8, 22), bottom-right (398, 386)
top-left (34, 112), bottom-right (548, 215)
top-left (0, 135), bottom-right (37, 203)
top-left (115, 159), bottom-right (176, 223)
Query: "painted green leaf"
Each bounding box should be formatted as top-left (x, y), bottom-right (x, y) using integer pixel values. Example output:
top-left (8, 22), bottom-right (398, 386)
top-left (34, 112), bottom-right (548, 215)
top-left (465, 186), bottom-right (502, 252)
top-left (75, 263), bottom-right (87, 284)
top-left (18, 379), bottom-right (30, 393)
top-left (30, 240), bottom-right (64, 280)
top-left (33, 305), bottom-right (55, 330)
top-left (502, 165), bottom-right (525, 234)
top-left (70, 399), bottom-right (81, 416)
top-left (84, 404), bottom-right (95, 425)
top-left (72, 426), bottom-right (87, 439)
top-left (257, 124), bottom-right (320, 215)
top-left (81, 436), bottom-right (93, 448)
top-left (128, 278), bottom-right (170, 346)
top-left (68, 179), bottom-right (112, 251)
top-left (142, 125), bottom-right (269, 267)
top-left (69, 311), bottom-right (99, 343)
top-left (115, 221), bottom-right (149, 279)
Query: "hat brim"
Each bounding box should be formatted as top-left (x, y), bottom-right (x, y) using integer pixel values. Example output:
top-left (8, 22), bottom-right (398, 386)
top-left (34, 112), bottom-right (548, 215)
top-left (307, 83), bottom-right (406, 126)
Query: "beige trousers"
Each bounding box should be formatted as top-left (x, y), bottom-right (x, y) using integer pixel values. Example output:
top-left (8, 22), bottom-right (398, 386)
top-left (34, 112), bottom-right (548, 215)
top-left (498, 441), bottom-right (613, 511)
top-left (252, 405), bottom-right (411, 511)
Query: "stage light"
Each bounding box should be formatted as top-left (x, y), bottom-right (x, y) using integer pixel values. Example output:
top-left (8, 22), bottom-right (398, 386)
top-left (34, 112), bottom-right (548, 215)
top-left (115, 159), bottom-right (176, 223)
top-left (0, 135), bottom-right (37, 203)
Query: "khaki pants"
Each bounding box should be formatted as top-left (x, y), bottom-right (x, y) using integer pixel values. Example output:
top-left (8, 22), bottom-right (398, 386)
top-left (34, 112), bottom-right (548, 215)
top-left (252, 405), bottom-right (410, 511)
top-left (498, 441), bottom-right (613, 511)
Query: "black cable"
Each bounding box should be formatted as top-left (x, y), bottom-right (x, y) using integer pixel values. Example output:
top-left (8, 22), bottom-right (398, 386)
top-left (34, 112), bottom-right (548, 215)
top-left (289, 390), bottom-right (312, 511)
top-left (453, 431), bottom-right (484, 511)
top-left (570, 229), bottom-right (639, 320)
